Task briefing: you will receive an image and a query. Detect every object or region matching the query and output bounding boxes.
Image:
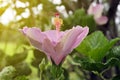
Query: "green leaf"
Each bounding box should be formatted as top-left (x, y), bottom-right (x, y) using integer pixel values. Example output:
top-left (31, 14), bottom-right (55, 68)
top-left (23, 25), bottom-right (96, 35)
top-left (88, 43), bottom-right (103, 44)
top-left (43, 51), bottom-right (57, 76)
top-left (76, 31), bottom-right (120, 61)
top-left (81, 15), bottom-right (96, 32)
top-left (14, 62), bottom-right (31, 76)
top-left (63, 68), bottom-right (69, 80)
top-left (31, 49), bottom-right (46, 68)
top-left (74, 8), bottom-right (86, 18)
top-left (39, 58), bottom-right (46, 71)
top-left (107, 46), bottom-right (120, 59)
top-left (106, 45), bottom-right (120, 67)
top-left (0, 66), bottom-right (16, 80)
top-left (14, 76), bottom-right (29, 80)
top-left (89, 38), bottom-right (119, 61)
top-left (74, 57), bottom-right (119, 72)
top-left (74, 57), bottom-right (104, 72)
top-left (50, 64), bottom-right (64, 79)
top-left (6, 52), bottom-right (27, 65)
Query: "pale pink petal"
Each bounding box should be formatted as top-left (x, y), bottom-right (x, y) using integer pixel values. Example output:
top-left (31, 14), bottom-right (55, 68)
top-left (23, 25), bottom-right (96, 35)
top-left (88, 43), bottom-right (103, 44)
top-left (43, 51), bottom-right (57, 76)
top-left (28, 37), bottom-right (43, 51)
top-left (47, 41), bottom-right (64, 65)
top-left (52, 52), bottom-right (66, 65)
top-left (42, 38), bottom-right (55, 57)
top-left (21, 27), bottom-right (46, 51)
top-left (88, 3), bottom-right (104, 18)
top-left (54, 42), bottom-right (63, 55)
top-left (72, 27), bottom-right (89, 48)
top-left (52, 42), bottom-right (65, 65)
top-left (93, 4), bottom-right (103, 18)
top-left (52, 41), bottom-right (68, 65)
top-left (95, 16), bottom-right (108, 25)
top-left (26, 27), bottom-right (46, 43)
top-left (87, 3), bottom-right (93, 15)
top-left (20, 26), bottom-right (29, 35)
top-left (44, 30), bottom-right (64, 46)
top-left (61, 26), bottom-right (84, 54)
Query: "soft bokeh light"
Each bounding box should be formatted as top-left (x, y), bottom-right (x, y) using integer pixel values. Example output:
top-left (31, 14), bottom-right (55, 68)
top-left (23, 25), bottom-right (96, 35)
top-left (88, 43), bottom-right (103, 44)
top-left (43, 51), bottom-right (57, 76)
top-left (116, 3), bottom-right (120, 36)
top-left (32, 4), bottom-right (43, 15)
top-left (49, 0), bottom-right (61, 4)
top-left (56, 5), bottom-right (68, 18)
top-left (0, 7), bottom-right (16, 25)
top-left (15, 0), bottom-right (26, 8)
top-left (0, 0), bottom-right (120, 80)
top-left (21, 8), bottom-right (30, 18)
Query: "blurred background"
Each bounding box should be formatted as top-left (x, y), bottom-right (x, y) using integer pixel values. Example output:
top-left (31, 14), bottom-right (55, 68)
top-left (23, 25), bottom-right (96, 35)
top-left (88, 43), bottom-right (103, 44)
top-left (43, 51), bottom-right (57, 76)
top-left (0, 0), bottom-right (120, 80)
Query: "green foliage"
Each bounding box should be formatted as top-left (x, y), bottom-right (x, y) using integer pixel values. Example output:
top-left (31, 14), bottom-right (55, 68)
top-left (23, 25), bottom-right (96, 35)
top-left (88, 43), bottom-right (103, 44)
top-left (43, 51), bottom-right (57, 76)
top-left (38, 59), bottom-right (65, 80)
top-left (14, 7), bottom-right (25, 15)
top-left (107, 46), bottom-right (120, 60)
top-left (76, 31), bottom-right (119, 61)
top-left (74, 31), bottom-right (120, 79)
top-left (6, 52), bottom-right (27, 65)
top-left (14, 76), bottom-right (29, 80)
top-left (14, 62), bottom-right (31, 76)
top-left (0, 66), bottom-right (29, 80)
top-left (39, 58), bottom-right (46, 71)
top-left (0, 49), bottom-right (31, 77)
top-left (74, 57), bottom-right (119, 72)
top-left (106, 46), bottom-right (120, 67)
top-left (31, 49), bottom-right (46, 68)
top-left (50, 64), bottom-right (64, 79)
top-left (63, 9), bottom-right (96, 32)
top-left (0, 66), bottom-right (16, 80)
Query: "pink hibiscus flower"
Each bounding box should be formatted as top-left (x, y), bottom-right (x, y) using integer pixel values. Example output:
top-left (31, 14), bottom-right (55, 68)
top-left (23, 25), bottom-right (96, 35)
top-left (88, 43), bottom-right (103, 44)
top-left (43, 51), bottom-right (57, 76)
top-left (88, 3), bottom-right (108, 25)
top-left (20, 14), bottom-right (89, 65)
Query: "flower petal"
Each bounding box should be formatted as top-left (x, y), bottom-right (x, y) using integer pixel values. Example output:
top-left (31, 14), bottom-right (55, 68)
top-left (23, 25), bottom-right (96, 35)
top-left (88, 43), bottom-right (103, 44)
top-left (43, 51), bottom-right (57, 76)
top-left (26, 27), bottom-right (46, 43)
top-left (52, 52), bottom-right (66, 65)
top-left (44, 30), bottom-right (64, 45)
top-left (61, 26), bottom-right (84, 54)
top-left (21, 27), bottom-right (46, 51)
top-left (88, 3), bottom-right (103, 18)
top-left (28, 37), bottom-right (43, 51)
top-left (43, 39), bottom-right (65, 65)
top-left (42, 38), bottom-right (55, 57)
top-left (72, 26), bottom-right (89, 48)
top-left (95, 16), bottom-right (108, 25)
top-left (93, 4), bottom-right (103, 18)
top-left (20, 26), bottom-right (29, 35)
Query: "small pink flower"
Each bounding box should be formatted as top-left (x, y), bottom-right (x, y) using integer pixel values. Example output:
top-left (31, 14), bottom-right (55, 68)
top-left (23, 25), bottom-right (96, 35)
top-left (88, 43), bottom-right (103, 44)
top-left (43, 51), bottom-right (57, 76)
top-left (20, 14), bottom-right (89, 65)
top-left (87, 3), bottom-right (108, 25)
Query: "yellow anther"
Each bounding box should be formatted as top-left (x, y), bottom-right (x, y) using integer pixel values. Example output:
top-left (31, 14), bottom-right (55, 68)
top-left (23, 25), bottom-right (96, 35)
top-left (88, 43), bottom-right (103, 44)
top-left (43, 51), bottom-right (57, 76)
top-left (53, 17), bottom-right (63, 27)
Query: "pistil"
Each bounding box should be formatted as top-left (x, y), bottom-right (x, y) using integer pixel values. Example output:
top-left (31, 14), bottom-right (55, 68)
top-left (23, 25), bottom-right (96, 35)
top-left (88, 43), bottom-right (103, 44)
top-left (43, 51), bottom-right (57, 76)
top-left (53, 13), bottom-right (63, 39)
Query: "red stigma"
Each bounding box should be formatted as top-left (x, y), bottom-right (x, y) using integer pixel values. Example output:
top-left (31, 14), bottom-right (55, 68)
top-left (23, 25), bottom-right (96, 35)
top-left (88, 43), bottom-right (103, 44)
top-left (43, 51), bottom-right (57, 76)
top-left (55, 12), bottom-right (60, 17)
